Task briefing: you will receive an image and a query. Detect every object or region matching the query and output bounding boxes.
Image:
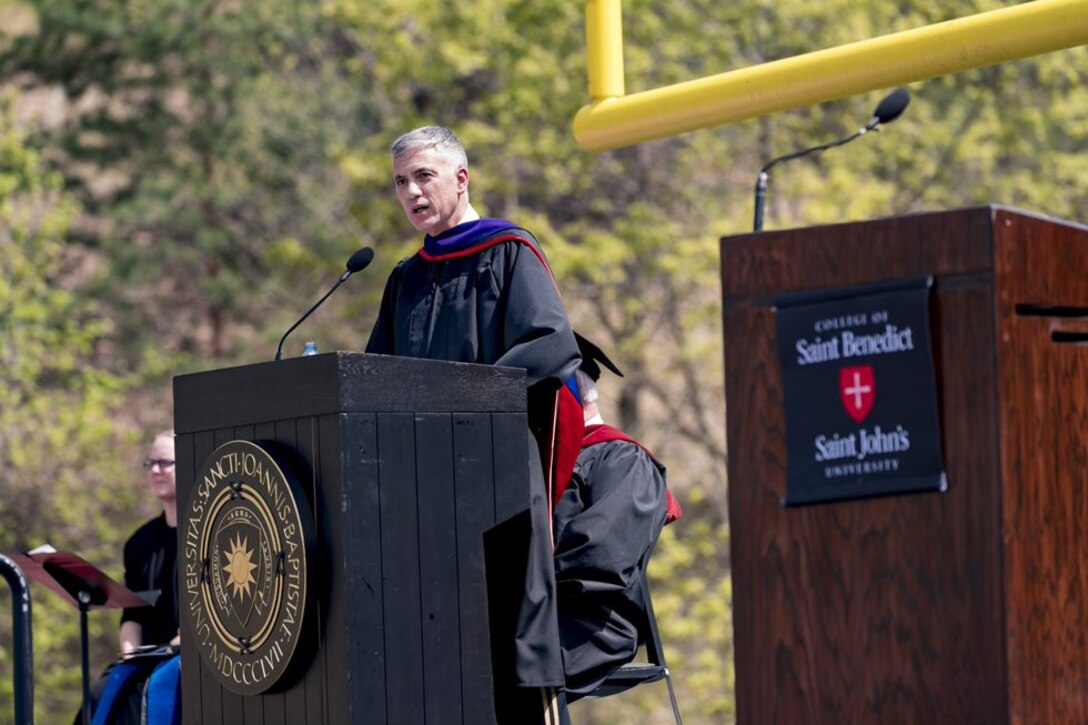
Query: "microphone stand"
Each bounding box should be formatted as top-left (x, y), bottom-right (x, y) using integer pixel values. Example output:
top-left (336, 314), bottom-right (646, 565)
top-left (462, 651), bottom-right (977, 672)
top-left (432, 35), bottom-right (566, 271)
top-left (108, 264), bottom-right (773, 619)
top-left (274, 269), bottom-right (353, 362)
top-left (752, 88), bottom-right (910, 233)
top-left (752, 123), bottom-right (876, 232)
top-left (753, 171), bottom-right (769, 235)
top-left (273, 246), bottom-right (374, 361)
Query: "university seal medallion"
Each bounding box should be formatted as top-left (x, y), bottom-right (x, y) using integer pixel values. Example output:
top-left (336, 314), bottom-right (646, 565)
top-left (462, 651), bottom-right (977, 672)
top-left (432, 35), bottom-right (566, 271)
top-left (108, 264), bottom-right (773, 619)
top-left (183, 440), bottom-right (312, 695)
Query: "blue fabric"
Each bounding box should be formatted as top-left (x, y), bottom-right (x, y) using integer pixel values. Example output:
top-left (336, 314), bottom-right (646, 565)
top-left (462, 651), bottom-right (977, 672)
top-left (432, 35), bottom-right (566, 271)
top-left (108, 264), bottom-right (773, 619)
top-left (144, 655), bottom-right (181, 725)
top-left (564, 373), bottom-right (581, 404)
top-left (422, 217), bottom-right (516, 257)
top-left (91, 662), bottom-right (145, 725)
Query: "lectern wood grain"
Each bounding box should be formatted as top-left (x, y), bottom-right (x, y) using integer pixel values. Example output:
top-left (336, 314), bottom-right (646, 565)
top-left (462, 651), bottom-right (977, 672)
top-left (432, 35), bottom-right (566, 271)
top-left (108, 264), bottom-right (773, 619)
top-left (722, 207), bottom-right (1088, 723)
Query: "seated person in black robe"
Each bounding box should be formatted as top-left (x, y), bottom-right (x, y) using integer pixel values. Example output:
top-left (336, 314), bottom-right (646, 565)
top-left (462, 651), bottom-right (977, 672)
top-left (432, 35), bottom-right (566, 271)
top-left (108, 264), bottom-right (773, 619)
top-left (365, 126), bottom-right (583, 707)
top-left (553, 335), bottom-right (682, 699)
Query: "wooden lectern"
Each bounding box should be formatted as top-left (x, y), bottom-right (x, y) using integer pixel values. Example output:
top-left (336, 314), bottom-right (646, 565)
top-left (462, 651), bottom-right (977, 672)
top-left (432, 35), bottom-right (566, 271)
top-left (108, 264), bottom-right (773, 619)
top-left (174, 352), bottom-right (539, 724)
top-left (721, 206), bottom-right (1088, 723)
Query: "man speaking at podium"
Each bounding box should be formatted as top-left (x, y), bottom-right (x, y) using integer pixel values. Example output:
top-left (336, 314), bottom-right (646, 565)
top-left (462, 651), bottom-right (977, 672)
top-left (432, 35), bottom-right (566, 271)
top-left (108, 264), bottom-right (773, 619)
top-left (366, 126), bottom-right (582, 719)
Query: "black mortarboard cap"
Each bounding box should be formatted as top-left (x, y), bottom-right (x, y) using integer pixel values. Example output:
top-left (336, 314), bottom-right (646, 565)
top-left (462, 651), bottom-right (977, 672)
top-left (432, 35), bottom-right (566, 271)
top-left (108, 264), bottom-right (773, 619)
top-left (574, 331), bottom-right (624, 381)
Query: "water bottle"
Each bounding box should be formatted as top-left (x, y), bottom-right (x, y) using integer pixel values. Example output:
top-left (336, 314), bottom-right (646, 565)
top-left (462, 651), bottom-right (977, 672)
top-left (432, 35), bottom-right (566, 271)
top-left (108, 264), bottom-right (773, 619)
top-left (302, 341), bottom-right (319, 356)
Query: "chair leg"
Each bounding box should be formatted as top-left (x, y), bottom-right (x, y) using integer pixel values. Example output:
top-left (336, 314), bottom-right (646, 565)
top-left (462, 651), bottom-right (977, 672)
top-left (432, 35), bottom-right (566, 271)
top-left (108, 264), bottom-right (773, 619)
top-left (663, 668), bottom-right (683, 725)
top-left (639, 553), bottom-right (682, 724)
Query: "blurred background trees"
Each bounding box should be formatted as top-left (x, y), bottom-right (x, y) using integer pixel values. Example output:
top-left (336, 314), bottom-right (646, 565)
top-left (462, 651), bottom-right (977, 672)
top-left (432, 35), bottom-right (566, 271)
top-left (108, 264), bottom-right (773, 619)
top-left (2, 0), bottom-right (1086, 721)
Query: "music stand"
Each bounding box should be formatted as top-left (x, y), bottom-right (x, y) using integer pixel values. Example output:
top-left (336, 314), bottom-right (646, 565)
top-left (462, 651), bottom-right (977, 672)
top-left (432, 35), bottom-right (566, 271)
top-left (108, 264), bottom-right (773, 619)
top-left (10, 547), bottom-right (152, 724)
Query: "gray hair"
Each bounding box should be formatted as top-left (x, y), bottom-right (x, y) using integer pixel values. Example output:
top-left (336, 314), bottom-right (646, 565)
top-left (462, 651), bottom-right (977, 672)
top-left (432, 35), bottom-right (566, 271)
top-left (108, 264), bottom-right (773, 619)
top-left (575, 370), bottom-right (598, 405)
top-left (391, 126), bottom-right (468, 169)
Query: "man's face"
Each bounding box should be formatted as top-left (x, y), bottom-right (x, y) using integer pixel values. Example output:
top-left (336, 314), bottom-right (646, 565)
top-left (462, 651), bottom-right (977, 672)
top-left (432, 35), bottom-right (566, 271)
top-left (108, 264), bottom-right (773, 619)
top-left (146, 436), bottom-right (176, 505)
top-left (393, 146), bottom-right (469, 236)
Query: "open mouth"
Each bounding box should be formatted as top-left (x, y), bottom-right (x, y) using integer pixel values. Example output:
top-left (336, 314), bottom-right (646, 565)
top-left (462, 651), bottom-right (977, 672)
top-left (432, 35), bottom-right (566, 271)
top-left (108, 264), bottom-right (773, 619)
top-left (412, 205), bottom-right (429, 214)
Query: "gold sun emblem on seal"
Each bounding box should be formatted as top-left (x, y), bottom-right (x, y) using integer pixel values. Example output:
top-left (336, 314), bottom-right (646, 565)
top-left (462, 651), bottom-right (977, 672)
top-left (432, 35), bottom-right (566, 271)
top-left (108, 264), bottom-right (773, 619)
top-left (222, 533), bottom-right (259, 600)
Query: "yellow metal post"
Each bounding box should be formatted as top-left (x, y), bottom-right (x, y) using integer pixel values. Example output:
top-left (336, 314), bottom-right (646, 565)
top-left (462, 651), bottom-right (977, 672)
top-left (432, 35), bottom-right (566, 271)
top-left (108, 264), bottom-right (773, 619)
top-left (585, 0), bottom-right (625, 100)
top-left (575, 0), bottom-right (1088, 151)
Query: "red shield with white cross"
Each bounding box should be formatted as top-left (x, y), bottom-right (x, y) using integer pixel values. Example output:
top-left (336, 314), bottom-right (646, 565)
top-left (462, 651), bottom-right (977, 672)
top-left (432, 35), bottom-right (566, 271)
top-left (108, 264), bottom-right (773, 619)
top-left (839, 365), bottom-right (876, 423)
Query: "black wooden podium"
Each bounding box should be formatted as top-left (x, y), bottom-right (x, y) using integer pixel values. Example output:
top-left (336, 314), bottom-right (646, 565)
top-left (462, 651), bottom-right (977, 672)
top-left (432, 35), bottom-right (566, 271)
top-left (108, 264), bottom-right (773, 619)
top-left (174, 352), bottom-right (538, 724)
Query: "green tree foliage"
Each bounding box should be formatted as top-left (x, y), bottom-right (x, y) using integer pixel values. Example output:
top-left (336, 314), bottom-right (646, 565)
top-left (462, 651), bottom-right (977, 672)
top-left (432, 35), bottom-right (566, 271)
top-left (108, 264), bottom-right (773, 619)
top-left (1, 0), bottom-right (371, 366)
top-left (0, 98), bottom-right (142, 723)
top-left (3, 0), bottom-right (1088, 722)
top-left (730, 0), bottom-right (1088, 228)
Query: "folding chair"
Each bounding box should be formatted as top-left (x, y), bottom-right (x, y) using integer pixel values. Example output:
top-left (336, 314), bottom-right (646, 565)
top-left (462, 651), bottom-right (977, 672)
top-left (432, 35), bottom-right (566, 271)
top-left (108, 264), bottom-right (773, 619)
top-left (584, 569), bottom-right (683, 724)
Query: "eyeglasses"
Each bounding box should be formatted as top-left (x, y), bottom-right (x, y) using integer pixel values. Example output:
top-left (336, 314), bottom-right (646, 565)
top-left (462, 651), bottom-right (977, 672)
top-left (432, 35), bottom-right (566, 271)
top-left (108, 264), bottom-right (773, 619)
top-left (143, 459), bottom-right (176, 471)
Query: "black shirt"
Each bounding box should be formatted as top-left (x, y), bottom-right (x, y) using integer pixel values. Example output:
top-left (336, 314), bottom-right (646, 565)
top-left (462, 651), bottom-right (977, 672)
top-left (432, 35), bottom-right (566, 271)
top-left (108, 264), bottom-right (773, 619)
top-left (120, 513), bottom-right (179, 647)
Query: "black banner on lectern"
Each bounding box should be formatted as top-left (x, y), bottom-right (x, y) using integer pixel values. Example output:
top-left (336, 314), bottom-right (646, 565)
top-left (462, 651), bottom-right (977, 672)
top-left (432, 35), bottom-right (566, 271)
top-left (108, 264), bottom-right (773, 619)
top-left (775, 277), bottom-right (946, 506)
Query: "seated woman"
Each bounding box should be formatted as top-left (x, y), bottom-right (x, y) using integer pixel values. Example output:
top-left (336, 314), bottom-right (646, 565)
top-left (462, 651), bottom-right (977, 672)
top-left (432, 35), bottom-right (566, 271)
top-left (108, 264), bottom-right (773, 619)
top-left (78, 430), bottom-right (180, 725)
top-left (119, 430), bottom-right (180, 654)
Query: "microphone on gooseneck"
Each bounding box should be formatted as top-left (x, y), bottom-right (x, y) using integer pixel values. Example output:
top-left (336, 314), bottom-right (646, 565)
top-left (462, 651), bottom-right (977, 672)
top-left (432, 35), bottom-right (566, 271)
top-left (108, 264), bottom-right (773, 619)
top-left (344, 247), bottom-right (375, 276)
top-left (274, 247), bottom-right (375, 361)
top-left (870, 88), bottom-right (911, 128)
top-left (752, 88), bottom-right (911, 232)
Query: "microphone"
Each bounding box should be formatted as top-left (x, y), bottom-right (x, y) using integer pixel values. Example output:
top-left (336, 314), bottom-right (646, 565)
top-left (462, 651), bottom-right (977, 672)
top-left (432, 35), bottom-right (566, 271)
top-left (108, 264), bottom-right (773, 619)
top-left (870, 88), bottom-right (910, 128)
top-left (274, 247), bottom-right (374, 361)
top-left (752, 88), bottom-right (911, 232)
top-left (345, 247), bottom-right (375, 275)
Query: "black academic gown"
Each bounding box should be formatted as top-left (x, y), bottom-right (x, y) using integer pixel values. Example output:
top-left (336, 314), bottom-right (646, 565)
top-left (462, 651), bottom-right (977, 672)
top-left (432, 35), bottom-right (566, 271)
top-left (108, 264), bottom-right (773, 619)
top-left (366, 221), bottom-right (580, 689)
top-left (553, 431), bottom-right (669, 698)
top-left (366, 224), bottom-right (579, 388)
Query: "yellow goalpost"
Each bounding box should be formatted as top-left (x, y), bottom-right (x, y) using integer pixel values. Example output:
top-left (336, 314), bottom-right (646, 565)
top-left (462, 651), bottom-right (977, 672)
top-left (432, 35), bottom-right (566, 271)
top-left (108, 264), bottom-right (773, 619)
top-left (574, 0), bottom-right (1088, 151)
